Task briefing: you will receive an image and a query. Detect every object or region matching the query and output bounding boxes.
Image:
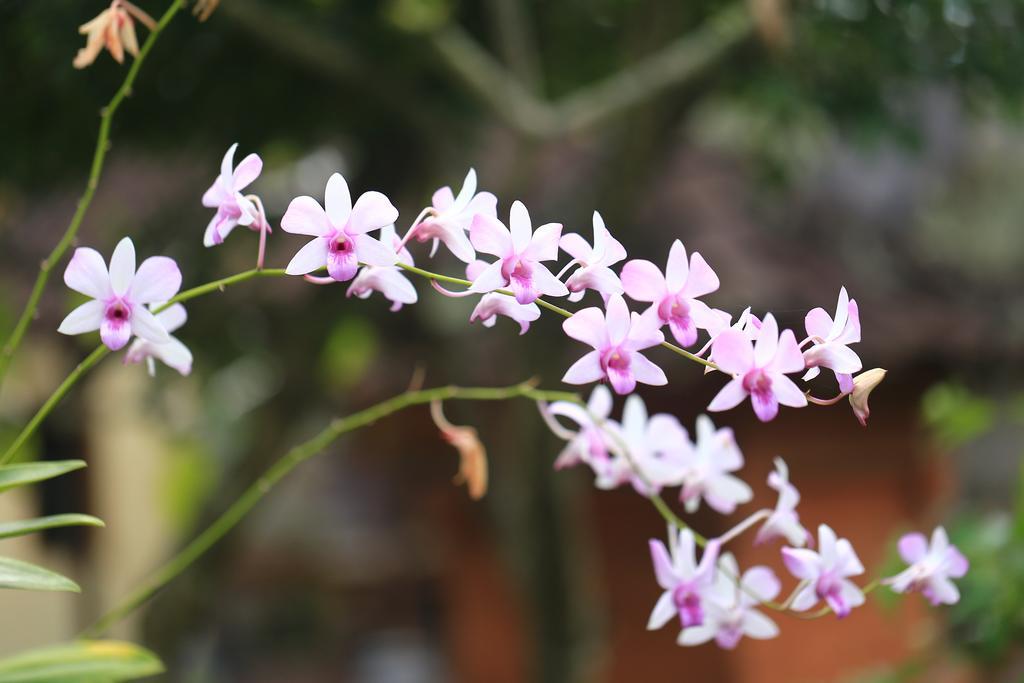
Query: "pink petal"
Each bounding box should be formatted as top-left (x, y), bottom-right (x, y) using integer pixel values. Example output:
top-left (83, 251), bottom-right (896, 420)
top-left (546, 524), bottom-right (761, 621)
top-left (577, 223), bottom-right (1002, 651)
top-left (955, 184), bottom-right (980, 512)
top-left (804, 342), bottom-right (861, 374)
top-left (604, 295), bottom-right (631, 346)
top-left (281, 196), bottom-right (330, 237)
top-left (432, 186), bottom-right (455, 211)
top-left (625, 308), bottom-right (665, 350)
top-left (155, 304), bottom-right (187, 334)
top-left (285, 237), bottom-right (328, 275)
top-left (64, 247), bottom-right (111, 299)
top-left (647, 592), bottom-right (677, 631)
top-left (805, 307), bottom-right (833, 340)
top-left (770, 373), bottom-right (808, 408)
top-left (562, 307), bottom-right (608, 349)
top-left (781, 548), bottom-right (819, 581)
top-left (348, 191), bottom-right (399, 235)
top-left (559, 233), bottom-right (592, 261)
top-left (753, 314), bottom-right (779, 368)
top-left (130, 256), bottom-right (181, 304)
top-left (607, 365), bottom-right (636, 395)
top-left (100, 316), bottom-right (132, 351)
top-left (707, 377), bottom-right (748, 412)
top-left (468, 260), bottom-right (509, 294)
top-left (57, 300), bottom-right (105, 335)
top-left (529, 263), bottom-right (570, 298)
top-left (232, 152), bottom-right (262, 190)
top-left (562, 350), bottom-right (605, 385)
top-left (682, 251), bottom-right (719, 298)
top-left (523, 223), bottom-right (562, 262)
top-left (631, 352), bottom-right (667, 386)
top-left (649, 539), bottom-right (677, 589)
top-left (354, 234), bottom-right (397, 267)
top-left (327, 246), bottom-right (359, 282)
top-left (710, 329), bottom-right (753, 375)
top-left (947, 547), bottom-right (969, 578)
top-left (839, 300), bottom-right (862, 345)
top-left (742, 567), bottom-right (781, 603)
top-left (620, 259), bottom-right (666, 302)
top-left (108, 237), bottom-right (136, 297)
top-left (219, 143), bottom-right (237, 181)
top-left (509, 200), bottom-right (533, 253)
top-left (664, 240), bottom-right (689, 293)
top-left (751, 388), bottom-right (779, 422)
top-left (469, 214), bottom-right (513, 258)
top-left (131, 305), bottom-right (170, 344)
top-left (897, 532), bottom-right (928, 565)
top-left (450, 168), bottom-right (477, 213)
top-left (772, 329), bottom-right (807, 374)
top-left (324, 173), bottom-right (352, 228)
top-left (152, 335), bottom-right (193, 376)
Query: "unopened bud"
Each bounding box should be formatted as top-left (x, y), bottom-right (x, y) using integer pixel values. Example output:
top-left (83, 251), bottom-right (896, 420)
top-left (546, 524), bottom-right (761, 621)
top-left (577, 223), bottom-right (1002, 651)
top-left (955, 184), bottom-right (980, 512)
top-left (850, 368), bottom-right (886, 427)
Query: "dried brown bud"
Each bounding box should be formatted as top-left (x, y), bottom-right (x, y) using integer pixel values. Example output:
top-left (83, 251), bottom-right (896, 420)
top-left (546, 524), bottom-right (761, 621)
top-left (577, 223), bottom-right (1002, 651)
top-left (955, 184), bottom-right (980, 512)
top-left (431, 400), bottom-right (488, 500)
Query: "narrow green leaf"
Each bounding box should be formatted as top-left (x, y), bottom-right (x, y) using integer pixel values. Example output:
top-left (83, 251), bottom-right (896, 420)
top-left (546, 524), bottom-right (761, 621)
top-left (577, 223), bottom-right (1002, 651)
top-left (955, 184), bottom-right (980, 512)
top-left (0, 515), bottom-right (104, 540)
top-left (0, 557), bottom-right (79, 592)
top-left (0, 640), bottom-right (163, 682)
top-left (0, 461), bottom-right (86, 494)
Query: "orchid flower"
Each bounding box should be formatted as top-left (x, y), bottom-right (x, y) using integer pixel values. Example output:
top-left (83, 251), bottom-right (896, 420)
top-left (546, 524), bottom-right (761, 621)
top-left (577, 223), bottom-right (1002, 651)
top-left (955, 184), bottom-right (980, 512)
top-left (546, 385), bottom-right (616, 471)
top-left (803, 287), bottom-right (862, 393)
top-left (282, 173), bottom-right (399, 282)
top-left (468, 200), bottom-right (568, 304)
top-left (464, 260), bottom-right (540, 334)
top-left (73, 0), bottom-right (154, 69)
top-left (413, 169), bottom-right (497, 263)
top-left (708, 314), bottom-right (807, 422)
top-left (755, 458), bottom-right (809, 547)
top-left (562, 295), bottom-right (666, 395)
top-left (202, 143), bottom-right (264, 247)
top-left (677, 415), bottom-right (752, 515)
top-left (346, 226), bottom-right (418, 311)
top-left (883, 527), bottom-right (968, 605)
top-left (558, 212), bottom-right (626, 302)
top-left (600, 394), bottom-right (690, 494)
top-left (679, 553), bottom-right (780, 649)
top-left (58, 237), bottom-right (181, 351)
top-left (647, 528), bottom-right (721, 631)
top-left (782, 524), bottom-right (866, 617)
top-left (124, 304), bottom-right (193, 376)
top-left (621, 240), bottom-right (720, 347)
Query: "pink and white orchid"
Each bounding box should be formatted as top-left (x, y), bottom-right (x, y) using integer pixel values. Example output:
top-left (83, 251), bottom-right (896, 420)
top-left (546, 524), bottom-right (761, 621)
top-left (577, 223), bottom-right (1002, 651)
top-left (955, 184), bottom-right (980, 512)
top-left (346, 226), bottom-right (418, 311)
top-left (202, 143), bottom-right (264, 247)
top-left (755, 458), bottom-right (809, 547)
top-left (468, 201), bottom-right (568, 304)
top-left (884, 527), bottom-right (968, 605)
top-left (599, 394), bottom-right (690, 494)
top-left (782, 524), bottom-right (866, 618)
top-left (708, 314), bottom-right (807, 422)
top-left (124, 303), bottom-right (193, 376)
top-left (679, 553), bottom-right (780, 649)
top-left (648, 528), bottom-right (722, 631)
top-left (282, 173), bottom-right (399, 282)
top-left (413, 169), bottom-right (497, 263)
top-left (677, 415), bottom-right (752, 515)
top-left (464, 260), bottom-right (540, 334)
top-left (621, 240), bottom-right (720, 347)
top-left (558, 212), bottom-right (626, 302)
top-left (562, 295), bottom-right (666, 395)
top-left (546, 385), bottom-right (616, 471)
top-left (803, 287), bottom-right (862, 393)
top-left (58, 237), bottom-right (181, 352)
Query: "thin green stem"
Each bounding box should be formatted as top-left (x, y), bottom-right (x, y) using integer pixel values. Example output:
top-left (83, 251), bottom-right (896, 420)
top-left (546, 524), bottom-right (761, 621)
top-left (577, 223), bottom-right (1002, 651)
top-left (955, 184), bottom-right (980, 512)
top-left (0, 346), bottom-right (110, 466)
top-left (396, 262), bottom-right (716, 369)
top-left (0, 0), bottom-right (186, 388)
top-left (0, 269), bottom-right (288, 467)
top-left (80, 380), bottom-right (577, 637)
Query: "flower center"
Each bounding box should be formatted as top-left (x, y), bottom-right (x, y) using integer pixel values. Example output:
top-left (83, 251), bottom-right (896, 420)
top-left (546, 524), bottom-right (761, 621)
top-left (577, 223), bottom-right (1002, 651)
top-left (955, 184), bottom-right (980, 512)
top-left (672, 584), bottom-right (704, 628)
top-left (104, 299), bottom-right (131, 322)
top-left (742, 368), bottom-right (772, 398)
top-left (658, 294), bottom-right (690, 325)
top-left (601, 348), bottom-right (631, 373)
top-left (327, 231), bottom-right (354, 255)
top-left (502, 257), bottom-right (532, 284)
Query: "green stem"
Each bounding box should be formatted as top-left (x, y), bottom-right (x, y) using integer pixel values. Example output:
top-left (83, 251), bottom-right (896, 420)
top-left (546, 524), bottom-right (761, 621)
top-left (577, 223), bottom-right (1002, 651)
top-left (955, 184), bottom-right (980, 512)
top-left (0, 0), bottom-right (186, 388)
top-left (396, 263), bottom-right (716, 369)
top-left (0, 346), bottom-right (109, 466)
top-left (0, 269), bottom-right (287, 467)
top-left (80, 380), bottom-right (577, 637)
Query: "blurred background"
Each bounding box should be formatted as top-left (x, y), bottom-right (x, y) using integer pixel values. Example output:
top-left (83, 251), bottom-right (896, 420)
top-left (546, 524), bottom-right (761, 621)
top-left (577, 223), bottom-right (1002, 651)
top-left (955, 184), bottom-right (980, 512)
top-left (1, 0), bottom-right (1023, 680)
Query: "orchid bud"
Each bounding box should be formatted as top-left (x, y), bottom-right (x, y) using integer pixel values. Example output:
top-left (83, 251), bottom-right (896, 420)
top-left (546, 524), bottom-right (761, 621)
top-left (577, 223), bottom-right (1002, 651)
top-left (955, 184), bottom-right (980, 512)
top-left (431, 401), bottom-right (488, 500)
top-left (849, 368), bottom-right (886, 427)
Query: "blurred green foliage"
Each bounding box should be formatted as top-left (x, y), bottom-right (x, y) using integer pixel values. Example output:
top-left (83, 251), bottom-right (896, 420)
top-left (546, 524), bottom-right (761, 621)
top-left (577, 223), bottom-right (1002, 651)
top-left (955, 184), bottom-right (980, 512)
top-left (921, 382), bottom-right (996, 448)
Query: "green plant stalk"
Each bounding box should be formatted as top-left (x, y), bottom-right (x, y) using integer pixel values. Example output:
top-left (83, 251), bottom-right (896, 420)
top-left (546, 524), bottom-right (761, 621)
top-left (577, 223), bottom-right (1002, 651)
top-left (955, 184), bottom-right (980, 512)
top-left (0, 0), bottom-right (186, 388)
top-left (0, 268), bottom-right (283, 466)
top-left (81, 380), bottom-right (578, 637)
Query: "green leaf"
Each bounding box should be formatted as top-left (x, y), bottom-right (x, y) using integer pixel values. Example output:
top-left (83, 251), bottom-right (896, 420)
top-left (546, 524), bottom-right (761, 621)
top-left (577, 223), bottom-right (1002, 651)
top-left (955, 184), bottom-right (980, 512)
top-left (0, 640), bottom-right (163, 682)
top-left (0, 557), bottom-right (79, 593)
top-left (0, 461), bottom-right (86, 494)
top-left (0, 515), bottom-right (104, 540)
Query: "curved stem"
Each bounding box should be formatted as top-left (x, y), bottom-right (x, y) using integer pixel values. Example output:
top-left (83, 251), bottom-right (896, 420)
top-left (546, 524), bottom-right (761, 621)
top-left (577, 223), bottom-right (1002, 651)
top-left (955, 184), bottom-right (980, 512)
top-left (0, 0), bottom-right (186, 389)
top-left (80, 380), bottom-right (578, 637)
top-left (1, 269), bottom-right (288, 466)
